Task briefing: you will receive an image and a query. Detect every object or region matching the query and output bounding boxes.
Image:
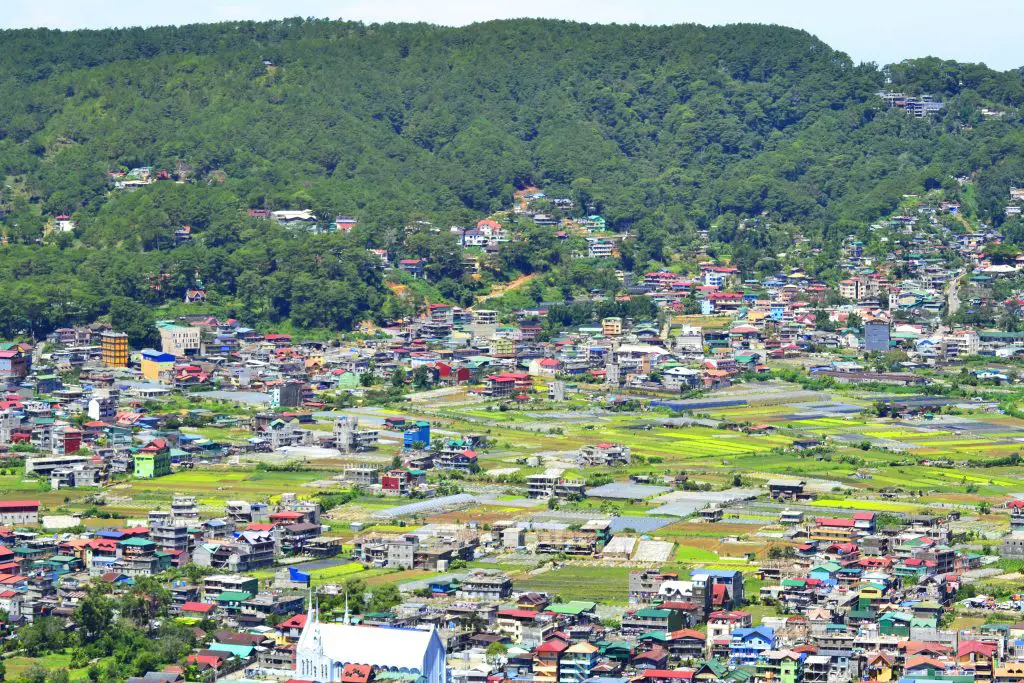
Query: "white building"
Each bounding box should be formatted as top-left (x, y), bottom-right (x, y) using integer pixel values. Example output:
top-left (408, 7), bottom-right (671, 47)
top-left (296, 602), bottom-right (447, 683)
top-left (158, 323), bottom-right (201, 357)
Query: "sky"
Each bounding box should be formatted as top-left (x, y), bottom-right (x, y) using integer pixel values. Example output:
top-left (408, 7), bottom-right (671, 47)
top-left (5, 0), bottom-right (1024, 71)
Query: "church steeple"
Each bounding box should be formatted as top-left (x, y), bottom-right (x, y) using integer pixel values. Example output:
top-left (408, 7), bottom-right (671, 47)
top-left (307, 586), bottom-right (317, 624)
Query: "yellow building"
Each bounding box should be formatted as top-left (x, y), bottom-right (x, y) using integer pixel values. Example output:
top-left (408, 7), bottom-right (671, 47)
top-left (601, 317), bottom-right (623, 336)
top-left (100, 331), bottom-right (129, 368)
top-left (809, 518), bottom-right (857, 543)
top-left (140, 350), bottom-right (176, 382)
top-left (489, 337), bottom-right (515, 357)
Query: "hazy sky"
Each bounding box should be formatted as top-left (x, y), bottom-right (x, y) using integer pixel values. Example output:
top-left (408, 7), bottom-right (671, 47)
top-left (6, 0), bottom-right (1024, 71)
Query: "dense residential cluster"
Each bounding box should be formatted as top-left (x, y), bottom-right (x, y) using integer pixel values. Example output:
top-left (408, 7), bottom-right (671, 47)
top-left (1, 22), bottom-right (1024, 683)
top-left (0, 185), bottom-right (1020, 683)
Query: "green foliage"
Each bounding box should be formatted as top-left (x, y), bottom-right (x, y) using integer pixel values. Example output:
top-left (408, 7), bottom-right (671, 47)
top-left (368, 583), bottom-right (403, 613)
top-left (0, 19), bottom-right (1023, 333)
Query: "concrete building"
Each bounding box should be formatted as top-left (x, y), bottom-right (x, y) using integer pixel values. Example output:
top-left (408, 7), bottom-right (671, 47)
top-left (526, 469), bottom-right (586, 499)
top-left (87, 389), bottom-right (118, 422)
top-left (25, 455), bottom-right (91, 477)
top-left (140, 349), bottom-right (176, 382)
top-left (864, 321), bottom-right (891, 352)
top-left (158, 322), bottom-right (201, 357)
top-left (171, 495), bottom-right (200, 520)
top-left (548, 380), bottom-right (566, 401)
top-left (100, 331), bottom-right (129, 368)
top-left (50, 461), bottom-right (106, 490)
top-left (601, 317), bottom-right (623, 336)
top-left (0, 500), bottom-right (39, 525)
top-left (457, 569), bottom-right (512, 600)
top-left (334, 417), bottom-right (379, 453)
top-left (1000, 532), bottom-right (1024, 560)
top-left (272, 381), bottom-right (305, 408)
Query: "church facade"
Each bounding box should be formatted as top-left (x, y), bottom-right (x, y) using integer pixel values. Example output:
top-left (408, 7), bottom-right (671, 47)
top-left (296, 603), bottom-right (446, 683)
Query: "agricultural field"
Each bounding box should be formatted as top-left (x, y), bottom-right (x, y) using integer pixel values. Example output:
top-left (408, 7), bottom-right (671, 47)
top-left (13, 375), bottom-right (1023, 601)
top-left (4, 652), bottom-right (112, 683)
top-left (513, 566), bottom-right (638, 603)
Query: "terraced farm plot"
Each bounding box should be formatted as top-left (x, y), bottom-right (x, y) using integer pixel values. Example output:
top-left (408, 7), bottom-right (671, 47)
top-left (514, 566), bottom-right (636, 602)
top-left (591, 427), bottom-right (789, 460)
top-left (808, 499), bottom-right (924, 513)
top-left (675, 544), bottom-right (721, 562)
top-left (119, 468), bottom-right (332, 510)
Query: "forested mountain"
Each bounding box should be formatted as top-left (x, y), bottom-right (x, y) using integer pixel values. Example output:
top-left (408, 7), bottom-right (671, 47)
top-left (2, 18), bottom-right (1024, 337)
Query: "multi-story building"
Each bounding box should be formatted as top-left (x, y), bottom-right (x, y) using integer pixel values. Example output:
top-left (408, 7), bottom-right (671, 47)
top-left (665, 629), bottom-right (706, 661)
top-left (629, 569), bottom-right (678, 603)
top-left (535, 528), bottom-right (599, 555)
top-left (692, 569), bottom-right (745, 609)
top-left (50, 461), bottom-right (106, 490)
top-left (277, 494), bottom-right (321, 524)
top-left (560, 642), bottom-right (598, 683)
top-left (158, 322), bottom-right (201, 357)
top-left (381, 469), bottom-right (417, 496)
top-left (1000, 532), bottom-right (1024, 560)
top-left (343, 466), bottom-right (380, 487)
top-left (865, 320), bottom-right (891, 352)
top-left (489, 337), bottom-right (515, 357)
top-left (225, 500), bottom-right (270, 525)
top-left (1010, 500), bottom-right (1024, 531)
top-left (0, 347), bottom-right (29, 379)
top-left (839, 278), bottom-right (864, 301)
top-left (334, 417), bottom-right (379, 453)
top-left (958, 641), bottom-right (998, 683)
top-left (586, 238), bottom-right (614, 259)
top-left (150, 520), bottom-right (193, 554)
top-left (25, 455), bottom-right (91, 477)
top-left (754, 650), bottom-right (804, 683)
top-left (621, 607), bottom-right (683, 636)
top-left (483, 373), bottom-right (516, 397)
top-left (457, 570), bottom-right (512, 600)
top-left (87, 390), bottom-right (118, 422)
top-left (279, 523), bottom-right (319, 555)
top-left (352, 534), bottom-right (420, 569)
top-left (534, 638), bottom-right (567, 683)
top-left (171, 495), bottom-right (200, 520)
top-left (140, 349), bottom-right (176, 382)
top-left (134, 441), bottom-right (171, 478)
top-left (526, 470), bottom-right (586, 499)
top-left (729, 626), bottom-right (776, 666)
top-left (810, 517), bottom-right (858, 543)
top-left (577, 443), bottom-right (630, 467)
top-left (496, 609), bottom-right (538, 644)
top-left (115, 537), bottom-right (172, 576)
top-left (202, 574), bottom-right (259, 600)
top-left (707, 611), bottom-right (753, 657)
top-left (601, 317), bottom-right (622, 336)
top-left (100, 331), bottom-right (129, 367)
top-left (473, 309), bottom-right (498, 325)
top-left (403, 421), bottom-right (431, 449)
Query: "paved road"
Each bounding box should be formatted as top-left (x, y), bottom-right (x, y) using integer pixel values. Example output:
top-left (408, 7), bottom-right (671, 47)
top-left (947, 272), bottom-right (962, 315)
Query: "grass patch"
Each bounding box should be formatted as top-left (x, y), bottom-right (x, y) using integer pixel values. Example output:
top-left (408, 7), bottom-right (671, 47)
top-left (809, 499), bottom-right (922, 513)
top-left (515, 566), bottom-right (634, 603)
top-left (676, 545), bottom-right (720, 562)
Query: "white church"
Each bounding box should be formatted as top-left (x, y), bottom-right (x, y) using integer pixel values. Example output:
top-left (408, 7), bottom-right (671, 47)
top-left (296, 598), bottom-right (446, 683)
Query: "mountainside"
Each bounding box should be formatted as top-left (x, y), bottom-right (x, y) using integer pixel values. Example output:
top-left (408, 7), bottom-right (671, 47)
top-left (2, 18), bottom-right (1024, 337)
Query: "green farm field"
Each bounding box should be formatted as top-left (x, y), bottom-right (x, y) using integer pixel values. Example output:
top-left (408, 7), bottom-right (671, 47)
top-left (514, 566), bottom-right (638, 602)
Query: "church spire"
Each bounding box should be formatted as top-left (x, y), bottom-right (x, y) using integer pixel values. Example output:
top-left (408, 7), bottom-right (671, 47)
top-left (343, 589), bottom-right (351, 625)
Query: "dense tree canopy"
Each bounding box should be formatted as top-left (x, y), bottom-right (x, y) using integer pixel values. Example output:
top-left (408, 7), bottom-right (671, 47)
top-left (1, 18), bottom-right (1023, 334)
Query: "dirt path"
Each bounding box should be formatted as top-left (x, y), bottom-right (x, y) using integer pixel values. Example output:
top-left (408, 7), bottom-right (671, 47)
top-left (473, 273), bottom-right (537, 307)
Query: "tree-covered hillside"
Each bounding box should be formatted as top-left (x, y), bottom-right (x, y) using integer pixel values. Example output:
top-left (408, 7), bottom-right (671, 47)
top-left (1, 18), bottom-right (1024, 336)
